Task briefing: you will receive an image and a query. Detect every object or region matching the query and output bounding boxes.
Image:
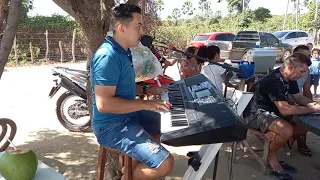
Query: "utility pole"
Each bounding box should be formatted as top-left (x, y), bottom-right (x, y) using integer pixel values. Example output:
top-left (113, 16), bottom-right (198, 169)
top-left (314, 0), bottom-right (319, 45)
top-left (283, 0), bottom-right (290, 30)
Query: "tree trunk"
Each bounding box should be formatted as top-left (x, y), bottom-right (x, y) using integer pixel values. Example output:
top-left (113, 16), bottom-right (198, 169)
top-left (295, 0), bottom-right (300, 29)
top-left (283, 0), bottom-right (290, 30)
top-left (0, 0), bottom-right (22, 80)
top-left (0, 0), bottom-right (9, 32)
top-left (314, 0), bottom-right (319, 45)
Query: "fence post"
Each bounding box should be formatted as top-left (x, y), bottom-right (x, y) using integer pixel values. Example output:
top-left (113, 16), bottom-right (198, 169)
top-left (59, 41), bottom-right (63, 63)
top-left (45, 30), bottom-right (49, 62)
top-left (14, 36), bottom-right (18, 64)
top-left (29, 42), bottom-right (34, 63)
top-left (72, 29), bottom-right (76, 62)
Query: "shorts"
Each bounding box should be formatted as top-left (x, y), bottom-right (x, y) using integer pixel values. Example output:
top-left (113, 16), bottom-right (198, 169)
top-left (92, 114), bottom-right (169, 168)
top-left (138, 110), bottom-right (161, 134)
top-left (310, 74), bottom-right (320, 86)
top-left (244, 109), bottom-right (292, 133)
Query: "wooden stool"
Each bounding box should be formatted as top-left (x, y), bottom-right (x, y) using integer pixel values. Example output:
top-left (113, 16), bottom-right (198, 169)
top-left (97, 145), bottom-right (133, 180)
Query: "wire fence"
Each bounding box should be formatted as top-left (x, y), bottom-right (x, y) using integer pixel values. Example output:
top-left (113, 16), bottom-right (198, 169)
top-left (8, 29), bottom-right (88, 64)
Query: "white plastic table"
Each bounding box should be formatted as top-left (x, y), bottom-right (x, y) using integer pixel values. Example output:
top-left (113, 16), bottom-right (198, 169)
top-left (0, 152), bottom-right (65, 180)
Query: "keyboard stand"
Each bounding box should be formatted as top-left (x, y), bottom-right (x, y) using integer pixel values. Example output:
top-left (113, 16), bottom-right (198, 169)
top-left (182, 143), bottom-right (222, 180)
top-left (182, 90), bottom-right (253, 180)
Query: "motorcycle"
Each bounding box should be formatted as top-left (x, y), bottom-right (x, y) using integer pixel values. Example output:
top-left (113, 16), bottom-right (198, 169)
top-left (48, 66), bottom-right (91, 132)
top-left (48, 66), bottom-right (174, 132)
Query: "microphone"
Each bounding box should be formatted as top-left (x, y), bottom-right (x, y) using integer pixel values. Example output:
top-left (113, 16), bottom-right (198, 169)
top-left (140, 35), bottom-right (153, 47)
top-left (140, 35), bottom-right (173, 49)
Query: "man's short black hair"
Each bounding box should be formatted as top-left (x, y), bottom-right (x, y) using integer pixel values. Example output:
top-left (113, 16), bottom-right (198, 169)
top-left (111, 3), bottom-right (142, 32)
top-left (293, 45), bottom-right (309, 53)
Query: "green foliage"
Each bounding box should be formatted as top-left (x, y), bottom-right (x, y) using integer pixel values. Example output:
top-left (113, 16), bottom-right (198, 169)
top-left (198, 0), bottom-right (213, 18)
top-left (155, 0), bottom-right (165, 15)
top-left (181, 1), bottom-right (196, 18)
top-left (18, 0), bottom-right (79, 31)
top-left (8, 44), bottom-right (41, 62)
top-left (19, 14), bottom-right (79, 30)
top-left (20, 0), bottom-right (34, 23)
top-left (225, 0), bottom-right (251, 13)
top-left (253, 7), bottom-right (272, 22)
top-left (171, 8), bottom-right (181, 26)
top-left (156, 1), bottom-right (319, 50)
top-left (303, 1), bottom-right (320, 33)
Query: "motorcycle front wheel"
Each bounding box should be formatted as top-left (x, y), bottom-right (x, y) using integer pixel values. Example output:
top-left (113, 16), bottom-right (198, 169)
top-left (56, 91), bottom-right (91, 132)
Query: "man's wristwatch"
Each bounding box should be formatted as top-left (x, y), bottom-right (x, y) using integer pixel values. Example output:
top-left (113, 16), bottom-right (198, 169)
top-left (143, 85), bottom-right (149, 94)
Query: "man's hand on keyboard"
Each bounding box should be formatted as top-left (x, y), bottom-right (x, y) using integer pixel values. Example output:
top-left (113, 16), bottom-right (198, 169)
top-left (143, 100), bottom-right (172, 112)
top-left (308, 102), bottom-right (320, 112)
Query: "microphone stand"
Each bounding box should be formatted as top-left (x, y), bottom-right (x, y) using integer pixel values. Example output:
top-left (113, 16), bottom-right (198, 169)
top-left (155, 45), bottom-right (242, 73)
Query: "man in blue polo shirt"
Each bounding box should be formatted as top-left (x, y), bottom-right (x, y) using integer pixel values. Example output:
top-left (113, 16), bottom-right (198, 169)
top-left (91, 4), bottom-right (174, 180)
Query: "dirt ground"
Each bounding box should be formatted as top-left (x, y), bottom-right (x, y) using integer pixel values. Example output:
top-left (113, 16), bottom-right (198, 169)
top-left (1, 62), bottom-right (320, 180)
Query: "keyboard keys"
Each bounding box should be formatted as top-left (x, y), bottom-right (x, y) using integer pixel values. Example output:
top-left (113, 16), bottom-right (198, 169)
top-left (171, 115), bottom-right (187, 119)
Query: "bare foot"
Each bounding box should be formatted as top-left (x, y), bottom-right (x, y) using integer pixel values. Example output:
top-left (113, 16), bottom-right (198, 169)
top-left (264, 131), bottom-right (276, 141)
top-left (268, 151), bottom-right (283, 172)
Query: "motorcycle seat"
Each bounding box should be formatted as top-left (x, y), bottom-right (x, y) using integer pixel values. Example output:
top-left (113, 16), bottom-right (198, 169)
top-left (54, 66), bottom-right (88, 78)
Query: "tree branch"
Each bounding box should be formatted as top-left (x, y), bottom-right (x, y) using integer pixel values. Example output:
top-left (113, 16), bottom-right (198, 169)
top-left (52, 0), bottom-right (77, 20)
top-left (53, 0), bottom-right (115, 53)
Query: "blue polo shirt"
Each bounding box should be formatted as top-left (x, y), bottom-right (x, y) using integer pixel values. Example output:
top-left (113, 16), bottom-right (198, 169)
top-left (90, 36), bottom-right (137, 128)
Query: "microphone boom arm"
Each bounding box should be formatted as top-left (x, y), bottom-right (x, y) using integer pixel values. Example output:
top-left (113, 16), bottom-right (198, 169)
top-left (153, 41), bottom-right (242, 73)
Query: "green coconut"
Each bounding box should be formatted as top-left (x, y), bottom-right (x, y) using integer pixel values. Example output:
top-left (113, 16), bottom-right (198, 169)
top-left (0, 148), bottom-right (38, 180)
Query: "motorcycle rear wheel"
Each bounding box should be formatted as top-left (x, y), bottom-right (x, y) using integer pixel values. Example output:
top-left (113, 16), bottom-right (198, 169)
top-left (56, 91), bottom-right (91, 132)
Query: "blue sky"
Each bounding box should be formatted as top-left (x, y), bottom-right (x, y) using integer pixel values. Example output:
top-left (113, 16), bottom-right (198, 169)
top-left (30, 0), bottom-right (305, 19)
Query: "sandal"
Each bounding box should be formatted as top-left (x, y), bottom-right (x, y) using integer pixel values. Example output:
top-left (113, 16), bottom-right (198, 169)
top-left (298, 147), bottom-right (312, 156)
top-left (268, 161), bottom-right (297, 174)
top-left (279, 161), bottom-right (296, 173)
top-left (270, 171), bottom-right (293, 180)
